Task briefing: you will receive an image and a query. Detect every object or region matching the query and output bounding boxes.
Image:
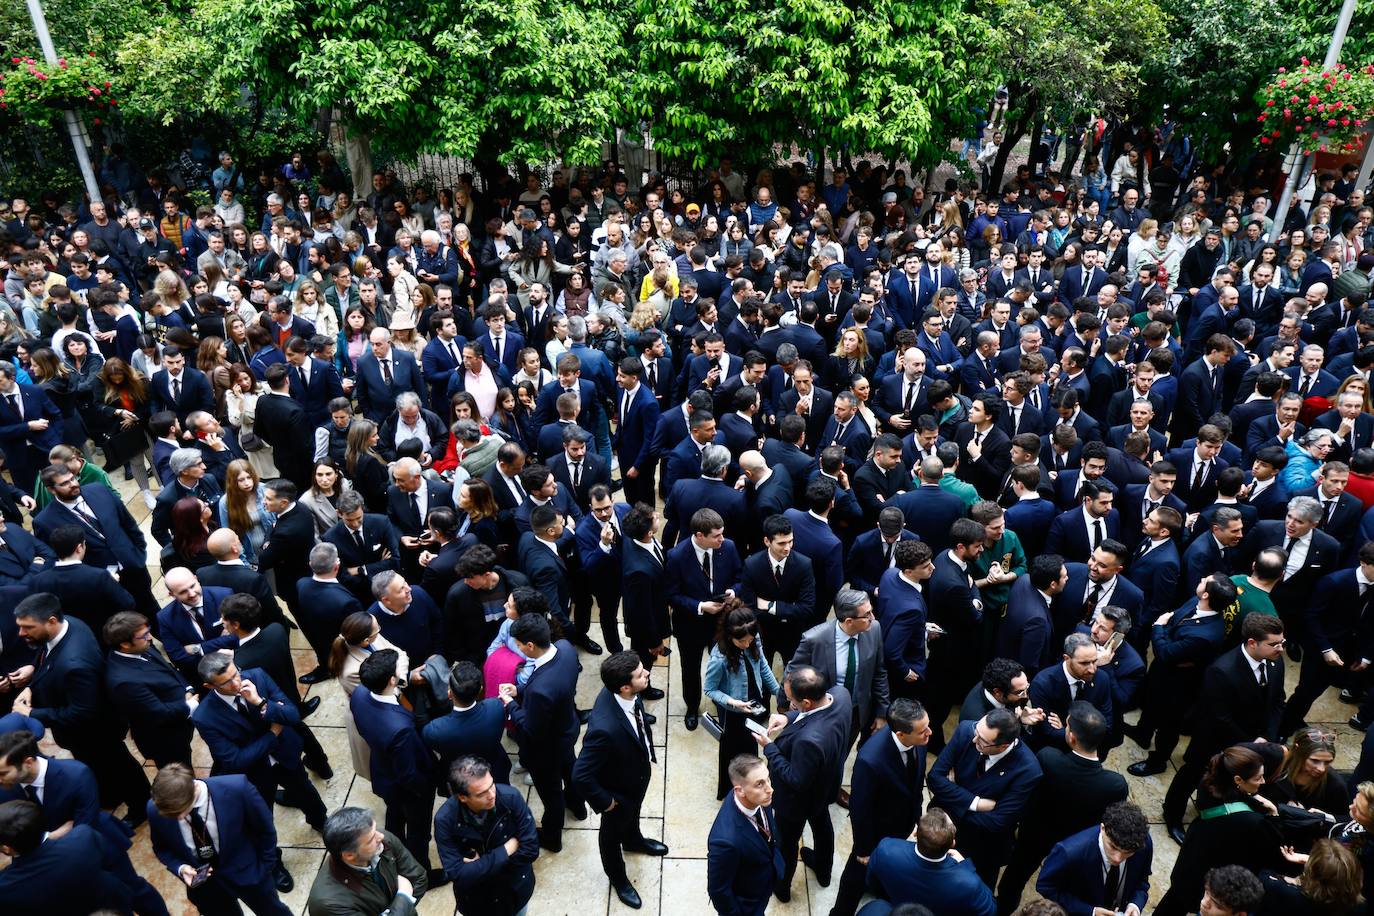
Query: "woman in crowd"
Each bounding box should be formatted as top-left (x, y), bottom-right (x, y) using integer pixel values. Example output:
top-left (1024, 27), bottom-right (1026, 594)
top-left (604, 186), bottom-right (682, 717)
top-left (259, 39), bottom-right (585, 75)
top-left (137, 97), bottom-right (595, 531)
top-left (298, 458), bottom-right (354, 538)
top-left (164, 496), bottom-right (215, 573)
top-left (27, 347), bottom-right (89, 453)
top-left (330, 610), bottom-right (409, 780)
top-left (294, 280), bottom-right (338, 340)
top-left (339, 304), bottom-right (374, 376)
top-left (344, 418), bottom-right (388, 513)
top-left (704, 608), bottom-right (780, 800)
top-left (1265, 727), bottom-right (1348, 818)
top-left (223, 363), bottom-right (277, 480)
top-left (1258, 839), bottom-right (1364, 916)
top-left (218, 458), bottom-right (275, 568)
top-left (826, 328), bottom-right (874, 392)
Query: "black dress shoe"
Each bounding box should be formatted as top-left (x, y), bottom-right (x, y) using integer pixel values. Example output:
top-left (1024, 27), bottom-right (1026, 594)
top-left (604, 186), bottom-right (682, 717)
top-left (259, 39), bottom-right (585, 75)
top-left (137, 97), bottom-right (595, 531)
top-left (1127, 759), bottom-right (1166, 777)
top-left (684, 712), bottom-right (699, 731)
top-left (577, 636), bottom-right (604, 655)
top-left (273, 862), bottom-right (294, 893)
top-left (1341, 688), bottom-right (1360, 705)
top-left (538, 829), bottom-right (562, 853)
top-left (298, 666), bottom-right (331, 684)
top-left (642, 686), bottom-right (665, 701)
top-left (306, 758), bottom-right (333, 780)
top-left (626, 838), bottom-right (669, 856)
top-left (641, 712), bottom-right (658, 725)
top-left (614, 881), bottom-right (643, 909)
top-left (274, 789), bottom-right (301, 809)
top-left (566, 801), bottom-right (588, 821)
top-left (1352, 716), bottom-right (1371, 732)
top-left (427, 868), bottom-right (451, 888)
top-left (774, 878), bottom-right (793, 903)
top-left (1167, 824), bottom-right (1187, 846)
top-left (300, 696), bottom-right (321, 718)
top-left (800, 847), bottom-right (831, 886)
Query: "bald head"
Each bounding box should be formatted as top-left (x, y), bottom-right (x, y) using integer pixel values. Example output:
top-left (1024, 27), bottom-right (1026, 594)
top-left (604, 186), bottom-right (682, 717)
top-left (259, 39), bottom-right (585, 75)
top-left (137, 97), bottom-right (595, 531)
top-left (164, 567), bottom-right (195, 593)
top-left (206, 528), bottom-right (242, 560)
top-left (739, 450), bottom-right (766, 474)
top-left (903, 347), bottom-right (926, 378)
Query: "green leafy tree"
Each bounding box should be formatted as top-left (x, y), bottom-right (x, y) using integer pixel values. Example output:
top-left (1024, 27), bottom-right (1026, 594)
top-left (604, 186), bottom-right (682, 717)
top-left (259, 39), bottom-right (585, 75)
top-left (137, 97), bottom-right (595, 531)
top-left (982, 0), bottom-right (1167, 189)
top-left (626, 0), bottom-right (998, 171)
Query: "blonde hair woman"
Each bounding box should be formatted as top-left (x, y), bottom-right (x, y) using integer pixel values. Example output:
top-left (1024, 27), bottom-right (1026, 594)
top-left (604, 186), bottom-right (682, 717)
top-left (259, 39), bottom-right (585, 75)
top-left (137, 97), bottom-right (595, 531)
top-left (218, 458), bottom-right (274, 566)
top-left (293, 280), bottom-right (338, 339)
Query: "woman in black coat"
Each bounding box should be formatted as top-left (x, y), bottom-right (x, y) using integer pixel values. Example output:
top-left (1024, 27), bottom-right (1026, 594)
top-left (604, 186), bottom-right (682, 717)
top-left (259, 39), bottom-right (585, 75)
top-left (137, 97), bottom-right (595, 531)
top-left (344, 418), bottom-right (389, 514)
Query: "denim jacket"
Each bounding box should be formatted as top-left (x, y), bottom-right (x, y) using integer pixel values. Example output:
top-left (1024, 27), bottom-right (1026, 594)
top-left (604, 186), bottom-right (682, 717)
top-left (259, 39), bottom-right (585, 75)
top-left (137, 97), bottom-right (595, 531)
top-left (704, 644), bottom-right (781, 710)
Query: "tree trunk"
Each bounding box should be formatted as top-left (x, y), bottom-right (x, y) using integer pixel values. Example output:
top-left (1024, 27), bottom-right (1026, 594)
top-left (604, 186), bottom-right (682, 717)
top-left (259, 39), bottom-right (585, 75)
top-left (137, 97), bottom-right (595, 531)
top-left (1027, 112), bottom-right (1046, 176)
top-left (988, 111), bottom-right (1030, 193)
top-left (343, 128), bottom-right (373, 200)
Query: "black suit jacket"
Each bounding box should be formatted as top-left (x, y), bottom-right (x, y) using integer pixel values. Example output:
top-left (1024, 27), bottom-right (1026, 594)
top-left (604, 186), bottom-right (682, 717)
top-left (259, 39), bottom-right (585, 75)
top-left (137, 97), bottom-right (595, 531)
top-left (1293, 486), bottom-right (1363, 547)
top-left (28, 617), bottom-right (116, 748)
top-left (851, 459), bottom-right (910, 524)
top-left (197, 560), bottom-right (280, 619)
top-left (324, 515), bottom-right (401, 603)
top-left (231, 622), bottom-right (306, 708)
top-left (25, 562), bottom-right (134, 635)
top-left (1240, 520), bottom-right (1341, 612)
top-left (571, 687), bottom-right (655, 813)
top-left (953, 423), bottom-right (1012, 499)
top-left (104, 648), bottom-right (194, 765)
top-left (1185, 645), bottom-right (1285, 763)
top-left (257, 504), bottom-right (317, 610)
top-left (735, 551), bottom-right (818, 626)
top-left (548, 452), bottom-right (611, 512)
top-left (762, 687), bottom-right (853, 816)
top-left (1022, 747), bottom-right (1128, 851)
top-left (254, 391), bottom-right (314, 488)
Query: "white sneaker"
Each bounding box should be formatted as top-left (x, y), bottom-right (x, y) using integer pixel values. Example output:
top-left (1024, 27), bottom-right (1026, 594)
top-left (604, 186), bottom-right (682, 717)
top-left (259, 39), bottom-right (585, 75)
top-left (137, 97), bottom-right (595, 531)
top-left (523, 773), bottom-right (535, 786)
top-left (141, 490), bottom-right (156, 510)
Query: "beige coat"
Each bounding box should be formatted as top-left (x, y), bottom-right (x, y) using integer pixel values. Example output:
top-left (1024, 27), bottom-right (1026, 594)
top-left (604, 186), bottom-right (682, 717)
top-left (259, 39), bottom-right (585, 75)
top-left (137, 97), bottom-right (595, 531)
top-left (338, 633), bottom-right (410, 781)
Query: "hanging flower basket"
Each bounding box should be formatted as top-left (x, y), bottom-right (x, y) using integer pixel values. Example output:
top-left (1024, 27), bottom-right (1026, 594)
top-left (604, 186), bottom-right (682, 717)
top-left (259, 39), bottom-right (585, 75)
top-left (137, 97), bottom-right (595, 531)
top-left (0, 53), bottom-right (119, 128)
top-left (1254, 59), bottom-right (1374, 155)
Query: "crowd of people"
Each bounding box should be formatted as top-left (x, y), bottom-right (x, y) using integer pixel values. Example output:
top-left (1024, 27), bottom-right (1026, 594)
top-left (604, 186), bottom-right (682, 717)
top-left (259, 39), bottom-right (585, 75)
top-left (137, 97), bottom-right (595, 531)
top-left (0, 140), bottom-right (1372, 916)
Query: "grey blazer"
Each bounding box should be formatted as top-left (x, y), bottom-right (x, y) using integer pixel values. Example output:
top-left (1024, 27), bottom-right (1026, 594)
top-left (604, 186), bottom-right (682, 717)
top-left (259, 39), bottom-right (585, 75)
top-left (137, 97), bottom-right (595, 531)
top-left (787, 620), bottom-right (890, 729)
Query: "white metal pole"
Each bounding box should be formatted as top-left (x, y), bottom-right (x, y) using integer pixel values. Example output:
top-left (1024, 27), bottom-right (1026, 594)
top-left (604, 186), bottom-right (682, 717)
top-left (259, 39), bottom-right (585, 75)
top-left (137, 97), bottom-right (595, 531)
top-left (25, 0), bottom-right (102, 204)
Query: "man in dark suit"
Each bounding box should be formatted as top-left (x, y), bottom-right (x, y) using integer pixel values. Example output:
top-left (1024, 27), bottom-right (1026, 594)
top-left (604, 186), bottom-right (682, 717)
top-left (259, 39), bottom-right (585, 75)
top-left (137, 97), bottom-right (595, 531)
top-left (385, 457), bottom-right (453, 579)
top-left (355, 327), bottom-right (425, 422)
top-left (477, 305), bottom-right (526, 378)
top-left (0, 515), bottom-right (52, 587)
top-left (1126, 574), bottom-right (1235, 786)
top-left (146, 765), bottom-right (293, 915)
top-left (574, 487), bottom-right (629, 655)
top-left (997, 704), bottom-right (1130, 914)
top-left (324, 490), bottom-right (401, 604)
top-left (1244, 392), bottom-right (1305, 463)
top-left (550, 426), bottom-right (610, 513)
top-left (0, 800), bottom-right (138, 913)
top-left (756, 667), bottom-right (852, 901)
top-left (1125, 505), bottom-right (1185, 644)
top-left (875, 541), bottom-right (935, 702)
top-left (1295, 461), bottom-right (1363, 546)
top-left (847, 507), bottom-right (918, 598)
top-left (12, 594), bottom-right (151, 822)
top-left (1167, 426), bottom-right (1232, 513)
top-left (737, 515), bottom-right (818, 667)
top-left (1171, 337), bottom-right (1235, 446)
top-left (258, 480), bottom-right (326, 675)
top-left (925, 519), bottom-right (990, 751)
top-left (831, 699), bottom-right (931, 916)
top-left (928, 709), bottom-right (1043, 886)
top-left (1239, 497), bottom-right (1341, 648)
top-left (1027, 633), bottom-right (1115, 753)
top-left (1036, 803), bottom-right (1154, 916)
top-left (954, 395), bottom-right (1013, 500)
top-left (1286, 546), bottom-right (1374, 733)
top-left (0, 731), bottom-right (166, 914)
top-left (421, 661), bottom-right (512, 784)
top-left (103, 611), bottom-right (196, 768)
top-left (1314, 390), bottom-right (1374, 462)
top-left (783, 480), bottom-right (846, 617)
top-left (997, 556), bottom-right (1068, 676)
top-left (192, 650), bottom-right (327, 856)
top-left (666, 508), bottom-right (743, 730)
top-left (33, 463), bottom-right (158, 617)
top-left (664, 443), bottom-right (747, 548)
top-left (707, 755), bottom-right (786, 916)
top-left (518, 503), bottom-right (600, 653)
top-left (776, 363), bottom-right (835, 456)
top-left (24, 526), bottom-right (134, 634)
top-left (157, 567), bottom-right (237, 683)
top-left (498, 613), bottom-right (585, 852)
top-left (887, 457), bottom-right (966, 553)
top-left (874, 347), bottom-right (932, 435)
top-left (1050, 543), bottom-right (1145, 644)
top-left (150, 446), bottom-right (223, 547)
top-left (1181, 506), bottom-right (1245, 600)
top-left (1044, 480), bottom-right (1121, 565)
top-left (147, 346), bottom-right (216, 423)
top-left (1004, 465), bottom-right (1059, 558)
top-left (850, 434), bottom-right (910, 524)
top-left (351, 649), bottom-right (439, 880)
top-left (572, 652), bottom-right (668, 909)
top-left (283, 336), bottom-right (345, 427)
top-left (219, 594), bottom-right (330, 776)
top-left (1160, 613), bottom-right (1286, 838)
top-left (661, 409), bottom-right (724, 498)
top-left (619, 503), bottom-right (672, 696)
top-left (866, 807), bottom-right (997, 916)
top-left (254, 365), bottom-right (315, 489)
top-left (420, 309), bottom-right (467, 413)
top-left (532, 360), bottom-right (602, 441)
top-left (788, 588), bottom-right (890, 756)
top-left (819, 391), bottom-right (873, 474)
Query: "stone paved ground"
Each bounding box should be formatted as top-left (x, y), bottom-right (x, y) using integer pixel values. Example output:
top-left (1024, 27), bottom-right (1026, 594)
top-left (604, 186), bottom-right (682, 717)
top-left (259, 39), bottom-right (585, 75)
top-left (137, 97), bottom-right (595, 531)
top-left (27, 470), bottom-right (1364, 915)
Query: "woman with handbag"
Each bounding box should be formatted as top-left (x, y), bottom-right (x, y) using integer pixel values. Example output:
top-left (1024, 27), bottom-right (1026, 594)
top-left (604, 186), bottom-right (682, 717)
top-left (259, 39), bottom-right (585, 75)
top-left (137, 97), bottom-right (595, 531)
top-left (703, 607), bottom-right (781, 800)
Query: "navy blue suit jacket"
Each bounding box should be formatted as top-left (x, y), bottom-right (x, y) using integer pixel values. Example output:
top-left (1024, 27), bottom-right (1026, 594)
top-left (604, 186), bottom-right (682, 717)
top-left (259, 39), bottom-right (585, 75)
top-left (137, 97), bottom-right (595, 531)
top-left (0, 824), bottom-right (133, 913)
top-left (1028, 662), bottom-right (1114, 750)
top-left (478, 329), bottom-right (527, 377)
top-left (354, 347), bottom-right (423, 422)
top-left (849, 725), bottom-right (926, 857)
top-left (997, 575), bottom-right (1055, 675)
top-left (157, 586), bottom-right (237, 681)
top-left (104, 648), bottom-right (194, 763)
top-left (665, 537), bottom-right (743, 621)
top-left (575, 501), bottom-right (631, 597)
top-left (819, 414), bottom-right (874, 473)
top-left (1044, 508), bottom-right (1122, 564)
top-left (664, 476), bottom-right (747, 547)
top-left (532, 377), bottom-right (600, 437)
top-left (874, 568), bottom-right (928, 682)
top-left (286, 356), bottom-right (345, 426)
top-left (1125, 537), bottom-right (1182, 626)
top-left (0, 756), bottom-right (131, 851)
top-left (1005, 496), bottom-right (1058, 558)
top-left (507, 638), bottom-right (582, 754)
top-left (1038, 825), bottom-right (1152, 916)
top-left (517, 530), bottom-right (576, 627)
top-left (421, 698), bottom-right (512, 784)
top-left (147, 774), bottom-right (278, 886)
top-left (867, 837), bottom-right (996, 915)
top-left (351, 688), bottom-right (434, 799)
top-left (324, 514), bottom-right (401, 601)
top-left (420, 334), bottom-right (467, 413)
top-left (0, 522), bottom-right (55, 586)
top-left (26, 617), bottom-right (113, 748)
top-left (32, 483), bottom-right (148, 572)
top-left (707, 795), bottom-right (784, 916)
top-left (616, 382), bottom-right (662, 472)
top-left (783, 508), bottom-right (845, 613)
top-left (191, 667), bottom-right (304, 781)
top-left (887, 485), bottom-right (965, 554)
top-left (927, 719), bottom-right (1042, 863)
top-left (847, 528), bottom-right (918, 596)
top-left (1051, 565), bottom-right (1143, 641)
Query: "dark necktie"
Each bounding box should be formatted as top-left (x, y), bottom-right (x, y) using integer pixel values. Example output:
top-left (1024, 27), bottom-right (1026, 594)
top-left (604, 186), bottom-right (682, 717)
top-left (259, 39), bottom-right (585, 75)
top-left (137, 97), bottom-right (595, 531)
top-left (189, 808), bottom-right (218, 863)
top-left (651, 541), bottom-right (664, 566)
top-left (883, 540), bottom-right (895, 567)
top-left (571, 462), bottom-right (582, 489)
top-left (1030, 389), bottom-right (1040, 412)
top-left (647, 361), bottom-right (657, 390)
top-left (1300, 374), bottom-right (1312, 398)
top-left (844, 636), bottom-right (857, 691)
top-left (903, 380), bottom-right (916, 414)
top-left (701, 549), bottom-right (712, 590)
top-left (410, 491), bottom-right (420, 523)
top-left (1322, 500), bottom-right (1335, 527)
top-left (634, 700), bottom-right (657, 763)
top-left (494, 336), bottom-right (504, 364)
top-left (753, 809), bottom-right (772, 841)
top-left (294, 365), bottom-right (306, 390)
top-left (1104, 862), bottom-right (1122, 908)
top-left (381, 358), bottom-right (393, 385)
top-left (904, 747), bottom-right (919, 783)
top-left (172, 376), bottom-right (181, 403)
top-left (353, 527), bottom-right (366, 553)
top-left (973, 430), bottom-right (984, 447)
top-left (1082, 584), bottom-right (1102, 624)
top-left (235, 696), bottom-right (258, 728)
top-left (1193, 461), bottom-right (1206, 493)
top-left (447, 341), bottom-right (459, 364)
top-left (773, 563), bottom-right (784, 585)
top-left (976, 754), bottom-right (989, 777)
top-left (23, 784), bottom-right (39, 804)
top-left (1092, 519), bottom-right (1104, 549)
top-left (1285, 536), bottom-right (1296, 555)
top-left (1258, 663), bottom-right (1268, 688)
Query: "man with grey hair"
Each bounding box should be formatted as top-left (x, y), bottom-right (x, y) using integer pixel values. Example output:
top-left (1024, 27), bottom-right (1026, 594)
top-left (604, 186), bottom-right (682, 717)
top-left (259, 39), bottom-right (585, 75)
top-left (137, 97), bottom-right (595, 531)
top-left (323, 489), bottom-right (400, 604)
top-left (151, 447), bottom-right (222, 547)
top-left (356, 324), bottom-right (423, 423)
top-left (296, 541), bottom-right (364, 676)
top-left (1239, 495), bottom-right (1341, 647)
top-left (387, 455), bottom-right (453, 578)
top-left (433, 755), bottom-right (538, 913)
top-left (307, 806), bottom-right (428, 913)
top-left (185, 408), bottom-right (241, 485)
top-left (822, 389), bottom-right (872, 474)
top-left (1028, 632), bottom-right (1114, 754)
top-left (367, 570), bottom-right (443, 663)
top-left (663, 441), bottom-right (746, 547)
top-left (378, 390), bottom-right (447, 466)
top-left (416, 228), bottom-right (458, 287)
top-left (789, 587), bottom-right (889, 762)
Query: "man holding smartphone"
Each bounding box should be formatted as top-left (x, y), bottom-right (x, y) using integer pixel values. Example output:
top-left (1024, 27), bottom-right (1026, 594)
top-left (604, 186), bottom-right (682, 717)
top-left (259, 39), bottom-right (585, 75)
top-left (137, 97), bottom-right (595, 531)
top-left (146, 763), bottom-right (293, 915)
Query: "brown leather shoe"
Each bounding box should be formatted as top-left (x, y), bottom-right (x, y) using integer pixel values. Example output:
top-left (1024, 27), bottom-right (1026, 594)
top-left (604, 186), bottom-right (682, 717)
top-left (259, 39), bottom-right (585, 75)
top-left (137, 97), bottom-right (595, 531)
top-left (836, 788), bottom-right (850, 809)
